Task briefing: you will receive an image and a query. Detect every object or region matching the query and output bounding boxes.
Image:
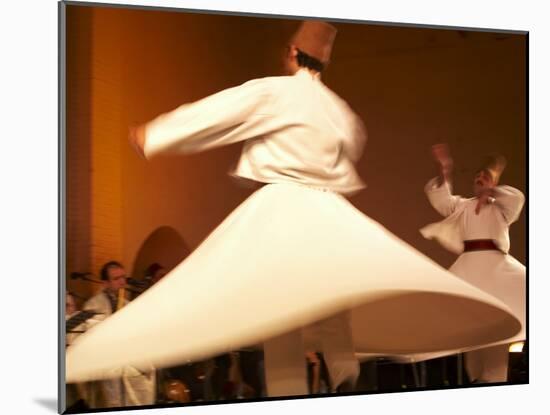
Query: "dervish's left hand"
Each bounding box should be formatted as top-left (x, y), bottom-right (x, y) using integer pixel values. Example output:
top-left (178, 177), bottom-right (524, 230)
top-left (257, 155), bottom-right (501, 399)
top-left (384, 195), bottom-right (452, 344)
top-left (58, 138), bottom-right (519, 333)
top-left (128, 124), bottom-right (147, 159)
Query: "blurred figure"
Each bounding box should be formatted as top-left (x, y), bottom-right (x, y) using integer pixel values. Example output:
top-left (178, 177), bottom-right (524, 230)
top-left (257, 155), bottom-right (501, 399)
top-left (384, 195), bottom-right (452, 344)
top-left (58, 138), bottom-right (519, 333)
top-left (65, 292), bottom-right (89, 412)
top-left (306, 351), bottom-right (331, 394)
top-left (145, 263), bottom-right (167, 286)
top-left (132, 20), bottom-right (362, 396)
top-left (221, 352), bottom-right (256, 399)
top-left (127, 263), bottom-right (167, 300)
top-left (84, 261), bottom-right (127, 315)
top-left (421, 144), bottom-right (526, 383)
top-left (80, 261), bottom-right (157, 408)
top-left (66, 291), bottom-right (77, 316)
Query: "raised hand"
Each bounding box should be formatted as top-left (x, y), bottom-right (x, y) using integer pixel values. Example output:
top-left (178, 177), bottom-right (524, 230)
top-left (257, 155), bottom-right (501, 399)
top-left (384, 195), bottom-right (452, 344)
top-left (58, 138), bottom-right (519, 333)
top-left (431, 143), bottom-right (453, 182)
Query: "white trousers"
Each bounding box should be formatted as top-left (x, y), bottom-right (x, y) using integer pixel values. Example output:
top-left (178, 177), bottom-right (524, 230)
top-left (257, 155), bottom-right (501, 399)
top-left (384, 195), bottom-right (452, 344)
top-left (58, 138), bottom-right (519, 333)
top-left (263, 311), bottom-right (359, 397)
top-left (86, 366), bottom-right (156, 408)
top-left (465, 344), bottom-right (509, 383)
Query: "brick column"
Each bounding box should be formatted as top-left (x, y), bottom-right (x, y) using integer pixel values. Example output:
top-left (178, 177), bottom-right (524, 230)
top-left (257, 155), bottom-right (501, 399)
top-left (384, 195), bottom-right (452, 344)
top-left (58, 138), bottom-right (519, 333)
top-left (89, 7), bottom-right (124, 284)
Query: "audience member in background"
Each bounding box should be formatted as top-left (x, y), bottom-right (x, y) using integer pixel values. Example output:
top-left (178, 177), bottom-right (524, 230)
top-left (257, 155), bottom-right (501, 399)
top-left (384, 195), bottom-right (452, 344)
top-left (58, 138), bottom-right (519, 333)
top-left (81, 261), bottom-right (156, 408)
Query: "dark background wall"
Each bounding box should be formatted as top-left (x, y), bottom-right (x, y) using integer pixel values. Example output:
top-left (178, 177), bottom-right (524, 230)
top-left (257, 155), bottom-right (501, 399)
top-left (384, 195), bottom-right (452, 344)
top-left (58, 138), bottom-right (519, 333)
top-left (65, 5), bottom-right (526, 299)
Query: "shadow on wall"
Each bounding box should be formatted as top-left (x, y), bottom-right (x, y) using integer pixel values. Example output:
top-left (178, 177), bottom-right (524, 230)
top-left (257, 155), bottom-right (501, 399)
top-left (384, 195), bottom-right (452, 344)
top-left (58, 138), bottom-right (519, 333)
top-left (131, 226), bottom-right (191, 280)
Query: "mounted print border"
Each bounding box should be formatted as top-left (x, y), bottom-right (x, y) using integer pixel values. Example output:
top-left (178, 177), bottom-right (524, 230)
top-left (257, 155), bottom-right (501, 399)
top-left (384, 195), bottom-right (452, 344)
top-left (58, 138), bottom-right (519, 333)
top-left (59, 1), bottom-right (528, 413)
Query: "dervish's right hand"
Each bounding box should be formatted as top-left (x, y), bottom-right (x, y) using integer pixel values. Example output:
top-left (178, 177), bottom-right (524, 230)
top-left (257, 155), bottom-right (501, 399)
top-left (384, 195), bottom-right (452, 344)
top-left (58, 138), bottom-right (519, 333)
top-left (431, 143), bottom-right (453, 182)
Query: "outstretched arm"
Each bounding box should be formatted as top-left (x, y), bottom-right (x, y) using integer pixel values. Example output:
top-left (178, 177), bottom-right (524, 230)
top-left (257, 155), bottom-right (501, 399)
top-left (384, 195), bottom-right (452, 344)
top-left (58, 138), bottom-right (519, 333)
top-left (129, 78), bottom-right (275, 159)
top-left (128, 124), bottom-right (147, 159)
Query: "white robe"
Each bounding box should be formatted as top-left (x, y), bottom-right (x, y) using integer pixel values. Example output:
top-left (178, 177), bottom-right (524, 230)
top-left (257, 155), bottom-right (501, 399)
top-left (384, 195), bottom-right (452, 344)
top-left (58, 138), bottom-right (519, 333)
top-left (145, 69), bottom-right (367, 195)
top-left (420, 178), bottom-right (524, 256)
top-left (421, 178), bottom-right (525, 344)
top-left (66, 70), bottom-right (520, 385)
top-left (392, 178), bottom-right (526, 365)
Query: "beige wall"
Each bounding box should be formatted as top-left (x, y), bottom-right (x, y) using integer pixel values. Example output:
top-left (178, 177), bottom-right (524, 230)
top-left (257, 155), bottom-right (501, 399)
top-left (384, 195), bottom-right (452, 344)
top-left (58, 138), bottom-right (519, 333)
top-left (65, 6), bottom-right (526, 299)
top-left (327, 24), bottom-right (526, 267)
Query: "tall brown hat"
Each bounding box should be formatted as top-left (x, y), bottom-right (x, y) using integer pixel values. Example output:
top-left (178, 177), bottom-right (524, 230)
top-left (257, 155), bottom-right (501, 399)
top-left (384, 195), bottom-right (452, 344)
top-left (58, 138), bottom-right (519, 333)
top-left (290, 20), bottom-right (337, 64)
top-left (479, 153), bottom-right (507, 184)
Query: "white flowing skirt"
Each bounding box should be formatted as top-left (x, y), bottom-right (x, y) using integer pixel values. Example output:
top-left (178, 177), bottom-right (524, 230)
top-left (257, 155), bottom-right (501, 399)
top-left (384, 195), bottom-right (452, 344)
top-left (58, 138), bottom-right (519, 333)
top-left (450, 251), bottom-right (526, 344)
top-left (373, 250), bottom-right (526, 364)
top-left (66, 184), bottom-right (520, 382)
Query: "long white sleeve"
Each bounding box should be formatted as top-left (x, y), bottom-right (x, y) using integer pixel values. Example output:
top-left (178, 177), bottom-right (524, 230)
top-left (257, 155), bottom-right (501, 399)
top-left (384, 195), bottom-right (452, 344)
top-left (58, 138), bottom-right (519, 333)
top-left (493, 185), bottom-right (525, 225)
top-left (140, 69), bottom-right (366, 194)
top-left (144, 78), bottom-right (275, 159)
top-left (424, 177), bottom-right (464, 217)
top-left (346, 115), bottom-right (367, 163)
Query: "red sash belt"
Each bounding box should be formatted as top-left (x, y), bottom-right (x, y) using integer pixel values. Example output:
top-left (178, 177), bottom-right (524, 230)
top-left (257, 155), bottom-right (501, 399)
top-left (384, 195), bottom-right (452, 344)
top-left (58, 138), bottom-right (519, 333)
top-left (463, 239), bottom-right (500, 252)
